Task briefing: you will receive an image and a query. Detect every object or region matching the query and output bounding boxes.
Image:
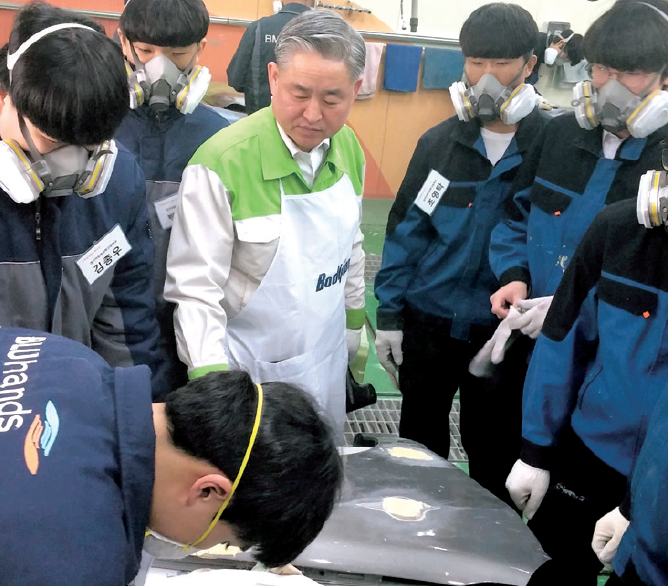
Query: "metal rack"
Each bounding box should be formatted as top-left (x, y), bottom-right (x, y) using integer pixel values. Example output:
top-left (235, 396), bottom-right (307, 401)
top-left (314, 1), bottom-right (372, 14)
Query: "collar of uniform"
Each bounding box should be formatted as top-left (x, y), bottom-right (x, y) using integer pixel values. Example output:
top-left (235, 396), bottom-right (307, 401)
top-left (280, 3), bottom-right (312, 14)
top-left (259, 107), bottom-right (354, 180)
top-left (514, 107), bottom-right (547, 153)
top-left (276, 121), bottom-right (330, 161)
top-left (136, 103), bottom-right (183, 122)
top-left (453, 106), bottom-right (545, 153)
top-left (573, 122), bottom-right (606, 156)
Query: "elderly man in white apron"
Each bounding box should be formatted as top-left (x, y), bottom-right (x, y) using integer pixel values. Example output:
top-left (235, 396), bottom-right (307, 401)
top-left (165, 9), bottom-right (366, 438)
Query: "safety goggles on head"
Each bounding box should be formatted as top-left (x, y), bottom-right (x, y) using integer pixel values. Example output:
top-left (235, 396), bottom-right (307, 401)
top-left (1, 23), bottom-right (118, 203)
top-left (449, 61), bottom-right (539, 125)
top-left (637, 140), bottom-right (668, 230)
top-left (126, 44), bottom-right (211, 114)
top-left (572, 70), bottom-right (668, 138)
top-left (143, 382), bottom-right (264, 559)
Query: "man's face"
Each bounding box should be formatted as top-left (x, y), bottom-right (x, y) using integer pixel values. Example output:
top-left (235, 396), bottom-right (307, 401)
top-left (268, 50), bottom-right (362, 152)
top-left (464, 55), bottom-right (536, 88)
top-left (117, 30), bottom-right (202, 71)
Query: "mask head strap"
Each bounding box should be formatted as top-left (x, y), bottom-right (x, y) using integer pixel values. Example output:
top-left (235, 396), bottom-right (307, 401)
top-left (638, 2), bottom-right (668, 22)
top-left (186, 382), bottom-right (264, 550)
top-left (6, 23), bottom-right (95, 84)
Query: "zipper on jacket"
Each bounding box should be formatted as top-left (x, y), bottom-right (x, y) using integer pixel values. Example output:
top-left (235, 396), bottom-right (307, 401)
top-left (35, 197), bottom-right (41, 241)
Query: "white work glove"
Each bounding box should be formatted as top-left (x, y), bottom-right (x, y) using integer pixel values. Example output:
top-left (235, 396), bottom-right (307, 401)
top-left (505, 459), bottom-right (550, 520)
top-left (469, 306), bottom-right (526, 377)
top-left (375, 330), bottom-right (403, 374)
top-left (346, 327), bottom-right (363, 362)
top-left (515, 296), bottom-right (554, 339)
top-left (252, 563), bottom-right (303, 575)
top-left (592, 507), bottom-right (630, 569)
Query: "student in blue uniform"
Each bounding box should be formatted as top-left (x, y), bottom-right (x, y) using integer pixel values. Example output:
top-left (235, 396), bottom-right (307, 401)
top-left (0, 327), bottom-right (342, 586)
top-left (115, 0), bottom-right (230, 398)
top-left (489, 0), bottom-right (668, 335)
top-left (0, 2), bottom-right (167, 396)
top-left (374, 3), bottom-right (548, 507)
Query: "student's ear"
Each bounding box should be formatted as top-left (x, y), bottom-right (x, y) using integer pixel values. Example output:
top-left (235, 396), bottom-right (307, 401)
top-left (186, 474), bottom-right (232, 507)
top-left (524, 53), bottom-right (538, 78)
top-left (117, 28), bottom-right (132, 62)
top-left (197, 39), bottom-right (208, 58)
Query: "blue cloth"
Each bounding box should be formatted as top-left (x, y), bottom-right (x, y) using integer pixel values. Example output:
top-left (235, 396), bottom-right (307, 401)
top-left (422, 47), bottom-right (464, 90)
top-left (374, 107), bottom-right (548, 337)
top-left (0, 328), bottom-right (155, 586)
top-left (383, 44), bottom-right (423, 92)
top-left (115, 103), bottom-right (229, 399)
top-left (519, 199), bottom-right (668, 481)
top-left (489, 113), bottom-right (666, 298)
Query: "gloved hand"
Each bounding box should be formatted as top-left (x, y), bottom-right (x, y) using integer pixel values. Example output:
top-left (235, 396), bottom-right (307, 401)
top-left (505, 459), bottom-right (550, 520)
top-left (469, 306), bottom-right (526, 377)
top-left (252, 563), bottom-right (303, 575)
top-left (375, 330), bottom-right (403, 374)
top-left (346, 327), bottom-right (363, 363)
top-left (592, 507), bottom-right (630, 569)
top-left (515, 296), bottom-right (554, 339)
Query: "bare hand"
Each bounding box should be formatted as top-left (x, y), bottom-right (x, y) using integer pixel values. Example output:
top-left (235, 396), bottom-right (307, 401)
top-left (490, 281), bottom-right (528, 319)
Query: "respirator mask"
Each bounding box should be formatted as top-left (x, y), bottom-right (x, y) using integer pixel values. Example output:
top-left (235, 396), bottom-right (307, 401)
top-left (572, 74), bottom-right (668, 138)
top-left (1, 23), bottom-right (118, 204)
top-left (637, 142), bottom-right (668, 230)
top-left (449, 64), bottom-right (538, 125)
top-left (126, 45), bottom-right (211, 114)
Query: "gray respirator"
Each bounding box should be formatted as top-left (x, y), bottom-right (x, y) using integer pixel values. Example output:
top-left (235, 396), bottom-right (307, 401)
top-left (126, 48), bottom-right (211, 114)
top-left (449, 72), bottom-right (538, 125)
top-left (573, 77), bottom-right (668, 138)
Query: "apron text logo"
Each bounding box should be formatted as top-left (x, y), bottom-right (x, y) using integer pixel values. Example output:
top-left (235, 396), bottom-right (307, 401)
top-left (316, 259), bottom-right (351, 292)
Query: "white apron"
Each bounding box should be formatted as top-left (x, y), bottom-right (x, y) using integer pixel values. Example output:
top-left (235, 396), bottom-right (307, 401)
top-left (226, 174), bottom-right (360, 436)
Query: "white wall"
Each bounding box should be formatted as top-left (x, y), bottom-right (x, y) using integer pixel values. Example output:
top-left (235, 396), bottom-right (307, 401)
top-left (359, 0), bottom-right (617, 39)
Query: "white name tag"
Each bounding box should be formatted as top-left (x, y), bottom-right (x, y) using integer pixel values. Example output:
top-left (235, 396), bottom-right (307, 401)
top-left (415, 169), bottom-right (450, 216)
top-left (154, 194), bottom-right (179, 230)
top-left (76, 224), bottom-right (132, 285)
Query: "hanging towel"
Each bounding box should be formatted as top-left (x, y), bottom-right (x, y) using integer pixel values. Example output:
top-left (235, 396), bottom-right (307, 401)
top-left (357, 42), bottom-right (385, 100)
top-left (422, 47), bottom-right (465, 89)
top-left (383, 44), bottom-right (422, 92)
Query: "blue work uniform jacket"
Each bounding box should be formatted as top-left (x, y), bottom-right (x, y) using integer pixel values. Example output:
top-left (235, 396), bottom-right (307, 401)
top-left (0, 328), bottom-right (155, 586)
top-left (615, 382), bottom-right (668, 586)
top-left (115, 103), bottom-right (229, 398)
top-left (520, 199), bottom-right (668, 481)
top-left (0, 144), bottom-right (166, 397)
top-left (490, 113), bottom-right (667, 297)
top-left (375, 108), bottom-right (548, 339)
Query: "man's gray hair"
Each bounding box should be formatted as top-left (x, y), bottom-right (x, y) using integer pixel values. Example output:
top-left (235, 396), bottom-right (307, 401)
top-left (275, 9), bottom-right (366, 81)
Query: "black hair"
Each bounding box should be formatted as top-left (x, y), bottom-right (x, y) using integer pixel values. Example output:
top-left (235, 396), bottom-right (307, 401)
top-left (119, 0), bottom-right (209, 47)
top-left (165, 370), bottom-right (343, 566)
top-left (584, 0), bottom-right (668, 73)
top-left (0, 44), bottom-right (9, 93)
top-left (8, 1), bottom-right (128, 145)
top-left (564, 33), bottom-right (585, 66)
top-left (459, 3), bottom-right (538, 60)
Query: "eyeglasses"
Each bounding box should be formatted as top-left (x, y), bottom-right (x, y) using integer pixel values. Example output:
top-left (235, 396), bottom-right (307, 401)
top-left (586, 63), bottom-right (653, 82)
